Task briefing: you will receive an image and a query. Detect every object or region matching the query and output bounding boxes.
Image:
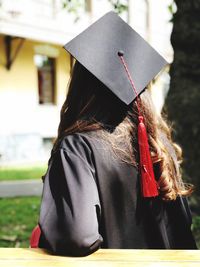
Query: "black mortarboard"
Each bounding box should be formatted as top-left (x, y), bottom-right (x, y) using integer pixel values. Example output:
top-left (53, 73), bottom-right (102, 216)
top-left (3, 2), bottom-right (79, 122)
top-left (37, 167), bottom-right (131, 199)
top-left (64, 11), bottom-right (167, 105)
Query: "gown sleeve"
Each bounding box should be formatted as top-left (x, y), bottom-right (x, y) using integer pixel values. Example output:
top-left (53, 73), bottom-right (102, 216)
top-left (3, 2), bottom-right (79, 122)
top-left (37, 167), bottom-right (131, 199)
top-left (39, 145), bottom-right (103, 256)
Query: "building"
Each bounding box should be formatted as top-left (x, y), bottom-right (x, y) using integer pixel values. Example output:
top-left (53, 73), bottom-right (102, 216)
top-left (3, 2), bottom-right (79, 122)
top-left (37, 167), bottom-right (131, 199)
top-left (0, 0), bottom-right (174, 165)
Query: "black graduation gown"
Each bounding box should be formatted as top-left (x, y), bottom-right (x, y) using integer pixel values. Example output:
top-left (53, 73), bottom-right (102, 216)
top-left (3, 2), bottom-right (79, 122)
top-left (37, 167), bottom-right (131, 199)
top-left (38, 132), bottom-right (197, 256)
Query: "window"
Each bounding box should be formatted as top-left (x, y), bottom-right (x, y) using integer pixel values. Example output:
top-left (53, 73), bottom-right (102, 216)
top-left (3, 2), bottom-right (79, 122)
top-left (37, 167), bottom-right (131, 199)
top-left (34, 55), bottom-right (56, 105)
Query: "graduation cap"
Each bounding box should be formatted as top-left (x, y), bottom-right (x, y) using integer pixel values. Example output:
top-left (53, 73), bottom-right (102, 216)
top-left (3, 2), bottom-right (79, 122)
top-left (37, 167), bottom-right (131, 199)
top-left (64, 11), bottom-right (168, 198)
top-left (64, 11), bottom-right (167, 105)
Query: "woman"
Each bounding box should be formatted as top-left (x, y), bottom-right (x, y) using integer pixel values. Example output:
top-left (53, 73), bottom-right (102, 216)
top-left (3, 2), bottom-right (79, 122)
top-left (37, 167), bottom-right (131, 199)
top-left (33, 12), bottom-right (197, 255)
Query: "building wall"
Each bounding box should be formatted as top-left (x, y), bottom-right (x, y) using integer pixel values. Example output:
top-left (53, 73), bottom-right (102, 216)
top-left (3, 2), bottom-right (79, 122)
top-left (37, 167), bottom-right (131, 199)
top-left (0, 0), bottom-right (174, 164)
top-left (0, 36), bottom-right (70, 164)
top-left (0, 0), bottom-right (90, 44)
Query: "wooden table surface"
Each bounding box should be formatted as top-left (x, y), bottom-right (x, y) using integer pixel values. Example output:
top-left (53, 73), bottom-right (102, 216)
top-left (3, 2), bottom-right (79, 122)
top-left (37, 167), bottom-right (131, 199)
top-left (0, 248), bottom-right (200, 267)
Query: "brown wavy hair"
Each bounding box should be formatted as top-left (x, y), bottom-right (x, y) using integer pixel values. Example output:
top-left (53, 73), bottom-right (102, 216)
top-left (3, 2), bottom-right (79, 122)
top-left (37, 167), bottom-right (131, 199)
top-left (53, 60), bottom-right (193, 201)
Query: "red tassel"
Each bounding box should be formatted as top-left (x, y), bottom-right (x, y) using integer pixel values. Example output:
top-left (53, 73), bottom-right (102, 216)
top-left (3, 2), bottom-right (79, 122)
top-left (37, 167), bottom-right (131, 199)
top-left (138, 116), bottom-right (158, 197)
top-left (30, 225), bottom-right (41, 248)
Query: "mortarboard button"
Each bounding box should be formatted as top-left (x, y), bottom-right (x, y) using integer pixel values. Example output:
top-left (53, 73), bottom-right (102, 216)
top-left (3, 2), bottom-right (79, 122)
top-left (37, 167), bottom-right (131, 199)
top-left (118, 50), bottom-right (124, 57)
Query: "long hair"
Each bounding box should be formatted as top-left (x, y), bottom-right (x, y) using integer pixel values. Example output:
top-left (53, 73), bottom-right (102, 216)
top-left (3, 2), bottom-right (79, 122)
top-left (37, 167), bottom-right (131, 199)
top-left (53, 60), bottom-right (193, 201)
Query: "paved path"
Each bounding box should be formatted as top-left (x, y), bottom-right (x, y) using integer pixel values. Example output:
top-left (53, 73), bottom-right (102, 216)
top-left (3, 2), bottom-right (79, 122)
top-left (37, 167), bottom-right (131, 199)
top-left (0, 179), bottom-right (43, 198)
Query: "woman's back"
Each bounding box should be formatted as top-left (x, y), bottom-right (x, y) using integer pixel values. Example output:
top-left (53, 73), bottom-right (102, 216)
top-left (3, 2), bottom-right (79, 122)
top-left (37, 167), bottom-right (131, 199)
top-left (38, 132), bottom-right (196, 255)
top-left (34, 12), bottom-right (197, 256)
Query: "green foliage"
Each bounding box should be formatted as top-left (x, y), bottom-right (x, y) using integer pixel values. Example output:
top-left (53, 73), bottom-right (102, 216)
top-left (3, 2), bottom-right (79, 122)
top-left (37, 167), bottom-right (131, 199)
top-left (0, 165), bottom-right (47, 181)
top-left (164, 1), bottom-right (200, 212)
top-left (62, 0), bottom-right (85, 22)
top-left (62, 0), bottom-right (128, 21)
top-left (108, 0), bottom-right (128, 14)
top-left (0, 197), bottom-right (40, 247)
top-left (192, 216), bottom-right (200, 248)
top-left (168, 4), bottom-right (173, 15)
top-left (168, 1), bottom-right (177, 22)
top-left (62, 0), bottom-right (84, 11)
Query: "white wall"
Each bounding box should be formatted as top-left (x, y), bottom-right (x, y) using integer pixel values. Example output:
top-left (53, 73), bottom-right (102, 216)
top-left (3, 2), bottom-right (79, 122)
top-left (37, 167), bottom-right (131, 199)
top-left (0, 0), bottom-right (91, 45)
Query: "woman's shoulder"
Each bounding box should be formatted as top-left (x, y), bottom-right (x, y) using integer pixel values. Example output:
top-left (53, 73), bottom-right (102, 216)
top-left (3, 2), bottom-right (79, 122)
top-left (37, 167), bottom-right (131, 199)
top-left (59, 131), bottom-right (108, 152)
top-left (55, 131), bottom-right (108, 163)
top-left (59, 132), bottom-right (95, 149)
top-left (57, 132), bottom-right (92, 158)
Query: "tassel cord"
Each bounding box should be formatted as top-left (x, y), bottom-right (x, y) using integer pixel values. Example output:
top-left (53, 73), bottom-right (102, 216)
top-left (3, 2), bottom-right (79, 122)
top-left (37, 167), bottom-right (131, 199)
top-left (118, 53), bottom-right (158, 197)
top-left (118, 55), bottom-right (141, 116)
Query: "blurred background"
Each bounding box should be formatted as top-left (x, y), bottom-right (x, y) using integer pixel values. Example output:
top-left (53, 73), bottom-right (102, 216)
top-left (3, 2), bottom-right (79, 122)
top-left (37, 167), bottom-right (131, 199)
top-left (0, 0), bottom-right (200, 248)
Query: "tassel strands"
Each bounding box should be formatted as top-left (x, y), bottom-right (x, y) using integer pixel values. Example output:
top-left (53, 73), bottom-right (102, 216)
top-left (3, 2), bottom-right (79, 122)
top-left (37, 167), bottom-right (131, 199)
top-left (138, 116), bottom-right (158, 197)
top-left (118, 50), bottom-right (158, 198)
top-left (30, 225), bottom-right (41, 248)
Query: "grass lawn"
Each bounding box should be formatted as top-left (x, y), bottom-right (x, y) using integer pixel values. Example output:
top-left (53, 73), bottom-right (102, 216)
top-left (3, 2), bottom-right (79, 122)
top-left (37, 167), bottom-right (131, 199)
top-left (0, 197), bottom-right (200, 248)
top-left (0, 197), bottom-right (41, 247)
top-left (0, 165), bottom-right (47, 181)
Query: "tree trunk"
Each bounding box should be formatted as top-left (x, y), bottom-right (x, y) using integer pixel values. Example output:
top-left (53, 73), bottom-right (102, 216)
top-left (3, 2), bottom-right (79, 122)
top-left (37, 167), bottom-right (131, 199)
top-left (165, 0), bottom-right (200, 212)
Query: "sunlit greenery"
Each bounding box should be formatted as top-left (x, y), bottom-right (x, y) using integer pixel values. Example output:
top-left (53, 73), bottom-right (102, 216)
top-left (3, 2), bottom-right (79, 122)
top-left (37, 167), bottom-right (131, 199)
top-left (62, 0), bottom-right (128, 21)
top-left (0, 165), bottom-right (47, 181)
top-left (192, 216), bottom-right (200, 248)
top-left (0, 196), bottom-right (199, 248)
top-left (0, 197), bottom-right (41, 247)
